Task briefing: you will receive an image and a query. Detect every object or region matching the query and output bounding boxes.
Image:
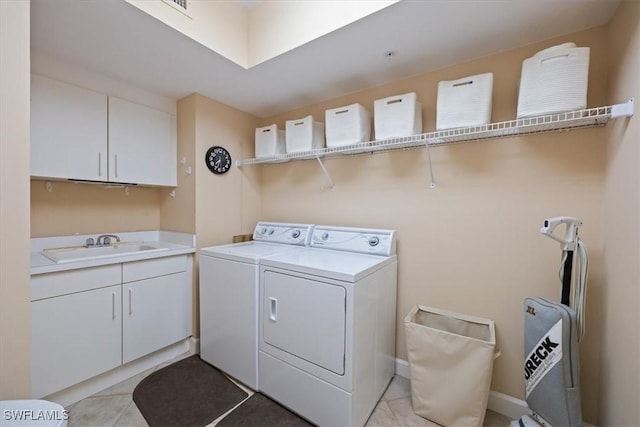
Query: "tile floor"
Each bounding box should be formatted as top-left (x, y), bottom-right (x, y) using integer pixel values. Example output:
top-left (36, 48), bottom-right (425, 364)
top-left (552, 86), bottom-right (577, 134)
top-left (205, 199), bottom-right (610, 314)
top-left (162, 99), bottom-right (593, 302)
top-left (65, 353), bottom-right (512, 427)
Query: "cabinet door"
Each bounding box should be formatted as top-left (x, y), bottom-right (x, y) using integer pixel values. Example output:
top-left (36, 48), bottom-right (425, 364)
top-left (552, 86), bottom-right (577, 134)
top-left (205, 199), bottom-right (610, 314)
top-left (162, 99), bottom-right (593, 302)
top-left (32, 285), bottom-right (121, 398)
top-left (108, 97), bottom-right (176, 186)
top-left (31, 75), bottom-right (108, 181)
top-left (123, 271), bottom-right (188, 364)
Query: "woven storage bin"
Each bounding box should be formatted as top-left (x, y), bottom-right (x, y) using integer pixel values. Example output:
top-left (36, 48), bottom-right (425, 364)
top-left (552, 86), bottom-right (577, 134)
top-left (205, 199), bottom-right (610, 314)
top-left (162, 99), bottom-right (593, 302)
top-left (255, 124), bottom-right (285, 158)
top-left (405, 305), bottom-right (497, 427)
top-left (436, 73), bottom-right (493, 130)
top-left (374, 92), bottom-right (422, 140)
top-left (325, 103), bottom-right (371, 147)
top-left (517, 43), bottom-right (590, 118)
top-left (285, 115), bottom-right (325, 153)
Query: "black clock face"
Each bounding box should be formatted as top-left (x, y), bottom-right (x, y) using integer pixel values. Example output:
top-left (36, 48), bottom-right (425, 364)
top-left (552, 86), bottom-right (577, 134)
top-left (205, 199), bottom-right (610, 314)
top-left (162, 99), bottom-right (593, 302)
top-left (205, 146), bottom-right (232, 174)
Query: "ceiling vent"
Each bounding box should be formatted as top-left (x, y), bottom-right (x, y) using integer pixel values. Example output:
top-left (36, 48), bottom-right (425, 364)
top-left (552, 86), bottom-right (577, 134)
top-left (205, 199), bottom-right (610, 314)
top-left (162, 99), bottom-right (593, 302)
top-left (162, 0), bottom-right (192, 18)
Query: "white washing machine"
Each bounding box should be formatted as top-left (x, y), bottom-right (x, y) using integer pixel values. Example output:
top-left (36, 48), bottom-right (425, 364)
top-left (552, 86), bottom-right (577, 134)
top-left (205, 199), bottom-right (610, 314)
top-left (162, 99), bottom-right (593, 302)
top-left (199, 222), bottom-right (313, 390)
top-left (258, 225), bottom-right (398, 427)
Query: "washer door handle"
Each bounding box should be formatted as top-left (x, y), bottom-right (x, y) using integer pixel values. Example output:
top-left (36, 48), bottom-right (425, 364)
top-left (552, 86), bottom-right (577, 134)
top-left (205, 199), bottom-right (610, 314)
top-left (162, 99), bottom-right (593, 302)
top-left (269, 297), bottom-right (278, 321)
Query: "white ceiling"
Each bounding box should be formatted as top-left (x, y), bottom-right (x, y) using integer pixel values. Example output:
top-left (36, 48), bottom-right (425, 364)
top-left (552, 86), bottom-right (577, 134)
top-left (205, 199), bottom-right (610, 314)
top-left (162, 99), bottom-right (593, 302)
top-left (30, 0), bottom-right (621, 118)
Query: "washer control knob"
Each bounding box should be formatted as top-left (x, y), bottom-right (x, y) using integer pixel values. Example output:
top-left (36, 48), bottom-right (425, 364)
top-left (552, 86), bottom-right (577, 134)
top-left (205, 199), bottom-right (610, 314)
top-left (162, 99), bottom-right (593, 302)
top-left (291, 230), bottom-right (301, 239)
top-left (268, 228), bottom-right (275, 235)
top-left (321, 232), bottom-right (329, 241)
top-left (259, 227), bottom-right (267, 235)
top-left (368, 236), bottom-right (380, 247)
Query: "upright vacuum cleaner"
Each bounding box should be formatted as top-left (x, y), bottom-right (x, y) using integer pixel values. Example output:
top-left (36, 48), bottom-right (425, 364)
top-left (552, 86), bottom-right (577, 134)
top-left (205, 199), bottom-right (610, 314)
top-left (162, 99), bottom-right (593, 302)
top-left (513, 217), bottom-right (589, 427)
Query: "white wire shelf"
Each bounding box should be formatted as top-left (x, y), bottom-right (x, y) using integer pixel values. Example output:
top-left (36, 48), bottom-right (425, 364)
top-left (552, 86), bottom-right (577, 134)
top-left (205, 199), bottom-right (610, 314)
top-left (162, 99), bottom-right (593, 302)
top-left (236, 100), bottom-right (634, 167)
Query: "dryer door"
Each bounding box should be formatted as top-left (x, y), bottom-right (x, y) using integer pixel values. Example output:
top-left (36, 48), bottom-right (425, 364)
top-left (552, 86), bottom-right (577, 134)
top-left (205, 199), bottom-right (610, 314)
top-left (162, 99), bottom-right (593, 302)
top-left (263, 270), bottom-right (346, 375)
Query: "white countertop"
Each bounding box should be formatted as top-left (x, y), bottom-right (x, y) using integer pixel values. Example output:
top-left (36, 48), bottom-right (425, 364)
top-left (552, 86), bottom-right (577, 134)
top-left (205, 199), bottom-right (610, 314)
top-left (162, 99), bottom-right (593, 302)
top-left (31, 230), bottom-right (196, 275)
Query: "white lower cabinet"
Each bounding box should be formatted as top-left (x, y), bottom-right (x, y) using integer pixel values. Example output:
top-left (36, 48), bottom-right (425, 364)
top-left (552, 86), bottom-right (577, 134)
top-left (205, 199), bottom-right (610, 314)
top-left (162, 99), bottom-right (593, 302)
top-left (32, 284), bottom-right (122, 398)
top-left (31, 255), bottom-right (190, 398)
top-left (122, 257), bottom-right (189, 364)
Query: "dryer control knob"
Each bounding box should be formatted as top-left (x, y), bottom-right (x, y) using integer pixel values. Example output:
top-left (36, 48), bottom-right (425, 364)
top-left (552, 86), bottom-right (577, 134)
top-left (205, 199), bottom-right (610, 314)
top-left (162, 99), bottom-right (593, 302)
top-left (321, 232), bottom-right (329, 241)
top-left (368, 236), bottom-right (380, 247)
top-left (268, 228), bottom-right (275, 235)
top-left (291, 230), bottom-right (301, 239)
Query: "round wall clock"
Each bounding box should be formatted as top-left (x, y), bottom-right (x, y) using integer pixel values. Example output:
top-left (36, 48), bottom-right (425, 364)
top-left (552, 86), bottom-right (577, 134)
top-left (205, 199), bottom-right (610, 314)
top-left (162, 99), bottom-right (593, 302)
top-left (205, 146), bottom-right (232, 174)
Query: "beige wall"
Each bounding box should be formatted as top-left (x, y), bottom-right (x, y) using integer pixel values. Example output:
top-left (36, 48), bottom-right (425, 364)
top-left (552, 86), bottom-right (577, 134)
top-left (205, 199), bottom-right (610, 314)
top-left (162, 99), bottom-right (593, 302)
top-left (31, 182), bottom-right (161, 237)
top-left (0, 0), bottom-right (31, 398)
top-left (600, 2), bottom-right (640, 426)
top-left (259, 27), bottom-right (610, 423)
top-left (160, 95), bottom-right (197, 234)
top-left (194, 93), bottom-right (261, 250)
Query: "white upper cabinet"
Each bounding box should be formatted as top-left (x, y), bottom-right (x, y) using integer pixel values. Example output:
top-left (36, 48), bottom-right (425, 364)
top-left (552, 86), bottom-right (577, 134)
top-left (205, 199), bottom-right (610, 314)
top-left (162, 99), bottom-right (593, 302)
top-left (30, 75), bottom-right (176, 187)
top-left (31, 75), bottom-right (108, 181)
top-left (108, 96), bottom-right (176, 187)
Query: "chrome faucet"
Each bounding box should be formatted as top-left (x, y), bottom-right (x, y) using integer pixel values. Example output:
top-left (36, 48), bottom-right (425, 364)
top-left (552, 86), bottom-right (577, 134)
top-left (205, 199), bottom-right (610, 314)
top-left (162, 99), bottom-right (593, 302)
top-left (95, 234), bottom-right (121, 246)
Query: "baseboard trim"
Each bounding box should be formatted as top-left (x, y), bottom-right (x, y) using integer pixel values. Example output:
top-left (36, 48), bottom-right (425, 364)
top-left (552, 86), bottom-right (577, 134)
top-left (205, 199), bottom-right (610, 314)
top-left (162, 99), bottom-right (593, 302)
top-left (487, 390), bottom-right (529, 420)
top-left (394, 357), bottom-right (410, 379)
top-left (189, 336), bottom-right (200, 354)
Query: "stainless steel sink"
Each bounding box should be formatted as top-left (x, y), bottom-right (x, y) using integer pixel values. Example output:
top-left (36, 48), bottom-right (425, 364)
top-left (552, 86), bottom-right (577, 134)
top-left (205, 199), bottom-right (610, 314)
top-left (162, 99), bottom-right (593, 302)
top-left (42, 242), bottom-right (169, 263)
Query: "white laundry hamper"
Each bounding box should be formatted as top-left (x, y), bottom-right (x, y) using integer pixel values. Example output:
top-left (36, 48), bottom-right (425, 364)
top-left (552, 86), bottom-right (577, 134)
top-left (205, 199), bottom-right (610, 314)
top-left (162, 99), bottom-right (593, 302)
top-left (517, 43), bottom-right (590, 118)
top-left (404, 305), bottom-right (498, 427)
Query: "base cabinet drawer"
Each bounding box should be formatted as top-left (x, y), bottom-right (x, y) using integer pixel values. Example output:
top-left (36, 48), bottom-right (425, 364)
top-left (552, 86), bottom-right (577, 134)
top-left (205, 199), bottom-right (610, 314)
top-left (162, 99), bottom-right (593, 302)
top-left (32, 284), bottom-right (122, 398)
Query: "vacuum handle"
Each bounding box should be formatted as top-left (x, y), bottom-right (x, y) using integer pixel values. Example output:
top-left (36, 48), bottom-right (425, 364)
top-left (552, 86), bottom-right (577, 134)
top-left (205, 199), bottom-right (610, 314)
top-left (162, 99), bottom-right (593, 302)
top-left (561, 251), bottom-right (574, 306)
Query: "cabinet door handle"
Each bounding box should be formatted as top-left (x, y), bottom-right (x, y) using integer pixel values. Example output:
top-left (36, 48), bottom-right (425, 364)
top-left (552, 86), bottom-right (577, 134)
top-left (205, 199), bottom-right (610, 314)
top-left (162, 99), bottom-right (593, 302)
top-left (98, 152), bottom-right (102, 177)
top-left (112, 292), bottom-right (116, 320)
top-left (128, 288), bottom-right (132, 315)
top-left (114, 154), bottom-right (118, 178)
top-left (269, 297), bottom-right (277, 321)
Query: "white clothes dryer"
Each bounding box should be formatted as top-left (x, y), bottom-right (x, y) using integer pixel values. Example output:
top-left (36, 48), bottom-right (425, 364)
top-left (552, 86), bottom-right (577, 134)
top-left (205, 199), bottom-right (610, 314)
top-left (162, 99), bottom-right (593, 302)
top-left (199, 222), bottom-right (313, 390)
top-left (258, 225), bottom-right (398, 427)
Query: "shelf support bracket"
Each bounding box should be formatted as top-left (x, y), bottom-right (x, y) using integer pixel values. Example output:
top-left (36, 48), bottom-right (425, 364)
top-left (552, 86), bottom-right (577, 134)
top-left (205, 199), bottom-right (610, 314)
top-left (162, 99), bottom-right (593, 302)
top-left (315, 155), bottom-right (335, 190)
top-left (611, 98), bottom-right (634, 119)
top-left (425, 140), bottom-right (436, 189)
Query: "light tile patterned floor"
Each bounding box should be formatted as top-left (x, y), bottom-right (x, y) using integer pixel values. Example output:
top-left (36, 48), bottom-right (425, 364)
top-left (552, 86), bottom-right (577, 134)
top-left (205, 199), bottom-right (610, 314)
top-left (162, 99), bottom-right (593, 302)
top-left (65, 354), bottom-right (512, 427)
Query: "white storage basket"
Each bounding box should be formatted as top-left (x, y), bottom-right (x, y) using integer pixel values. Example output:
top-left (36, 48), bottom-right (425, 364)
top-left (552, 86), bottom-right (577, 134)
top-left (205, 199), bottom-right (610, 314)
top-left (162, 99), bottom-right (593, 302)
top-left (517, 43), bottom-right (590, 118)
top-left (255, 124), bottom-right (285, 158)
top-left (285, 115), bottom-right (325, 153)
top-left (325, 103), bottom-right (371, 147)
top-left (374, 92), bottom-right (422, 140)
top-left (437, 73), bottom-right (493, 130)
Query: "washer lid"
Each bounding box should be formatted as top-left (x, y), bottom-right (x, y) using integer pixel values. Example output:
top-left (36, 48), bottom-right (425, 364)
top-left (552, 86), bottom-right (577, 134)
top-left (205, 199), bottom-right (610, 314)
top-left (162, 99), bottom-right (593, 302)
top-left (261, 247), bottom-right (395, 282)
top-left (199, 241), bottom-right (301, 264)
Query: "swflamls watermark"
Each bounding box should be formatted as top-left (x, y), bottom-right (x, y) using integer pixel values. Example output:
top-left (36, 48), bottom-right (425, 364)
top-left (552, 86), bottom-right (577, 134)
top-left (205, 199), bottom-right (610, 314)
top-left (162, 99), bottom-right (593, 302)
top-left (3, 409), bottom-right (69, 421)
